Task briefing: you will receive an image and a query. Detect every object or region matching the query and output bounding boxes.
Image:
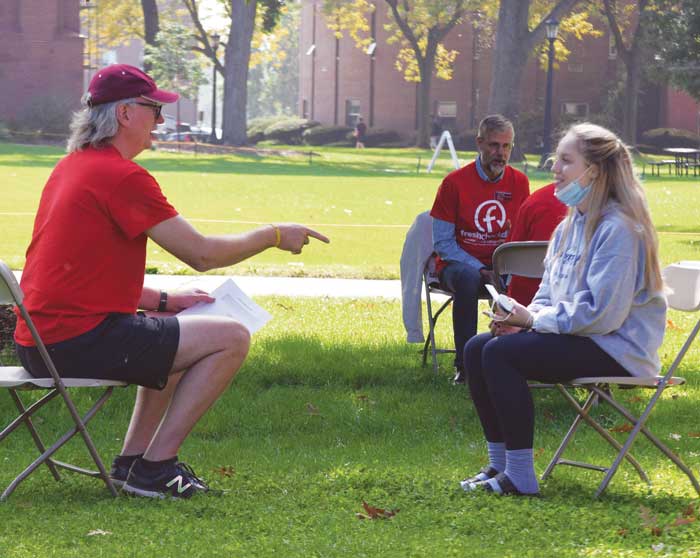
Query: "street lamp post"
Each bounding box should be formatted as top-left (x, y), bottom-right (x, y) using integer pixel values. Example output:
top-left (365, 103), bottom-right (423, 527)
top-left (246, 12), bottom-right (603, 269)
top-left (209, 33), bottom-right (220, 144)
top-left (539, 18), bottom-right (559, 169)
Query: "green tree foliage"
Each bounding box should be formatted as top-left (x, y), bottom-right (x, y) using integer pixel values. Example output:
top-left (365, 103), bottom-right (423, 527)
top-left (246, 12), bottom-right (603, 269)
top-left (648, 0), bottom-right (700, 102)
top-left (143, 22), bottom-right (205, 101)
top-left (248, 3), bottom-right (300, 118)
top-left (183, 0), bottom-right (286, 145)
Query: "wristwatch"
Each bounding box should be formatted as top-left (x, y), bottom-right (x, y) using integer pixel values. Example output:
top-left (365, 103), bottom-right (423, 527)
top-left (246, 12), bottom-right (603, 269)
top-left (157, 290), bottom-right (168, 312)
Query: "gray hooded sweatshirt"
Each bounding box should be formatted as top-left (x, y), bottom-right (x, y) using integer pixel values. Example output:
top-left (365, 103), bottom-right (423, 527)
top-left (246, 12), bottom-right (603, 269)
top-left (529, 201), bottom-right (666, 378)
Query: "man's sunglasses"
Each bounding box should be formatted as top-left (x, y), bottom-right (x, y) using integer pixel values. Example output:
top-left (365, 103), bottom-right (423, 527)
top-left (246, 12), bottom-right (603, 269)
top-left (134, 102), bottom-right (163, 119)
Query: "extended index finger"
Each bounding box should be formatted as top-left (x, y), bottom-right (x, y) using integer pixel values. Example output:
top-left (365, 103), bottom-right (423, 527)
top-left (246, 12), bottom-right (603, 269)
top-left (305, 227), bottom-right (330, 244)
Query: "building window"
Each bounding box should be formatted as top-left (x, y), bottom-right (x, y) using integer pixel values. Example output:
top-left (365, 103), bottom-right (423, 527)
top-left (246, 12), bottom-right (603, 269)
top-left (302, 99), bottom-right (309, 119)
top-left (346, 99), bottom-right (361, 126)
top-left (561, 102), bottom-right (589, 117)
top-left (436, 101), bottom-right (457, 129)
top-left (567, 63), bottom-right (584, 73)
top-left (58, 0), bottom-right (80, 35)
top-left (0, 0), bottom-right (21, 31)
top-left (608, 35), bottom-right (617, 60)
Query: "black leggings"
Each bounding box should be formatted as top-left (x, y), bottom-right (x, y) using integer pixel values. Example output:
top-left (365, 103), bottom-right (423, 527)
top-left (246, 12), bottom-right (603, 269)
top-left (463, 331), bottom-right (631, 450)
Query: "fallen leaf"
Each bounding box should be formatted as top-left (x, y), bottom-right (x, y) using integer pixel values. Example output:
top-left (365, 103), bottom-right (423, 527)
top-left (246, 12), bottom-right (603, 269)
top-left (610, 423), bottom-right (634, 433)
top-left (543, 410), bottom-right (555, 422)
top-left (688, 432), bottom-right (700, 438)
top-left (361, 500), bottom-right (399, 520)
top-left (682, 504), bottom-right (695, 517)
top-left (667, 319), bottom-right (681, 330)
top-left (275, 302), bottom-right (293, 311)
top-left (87, 529), bottom-right (112, 536)
top-left (669, 516), bottom-right (695, 527)
top-left (651, 526), bottom-right (663, 537)
top-left (617, 528), bottom-right (629, 537)
top-left (535, 447), bottom-right (545, 458)
top-left (213, 466), bottom-right (235, 478)
top-left (306, 403), bottom-right (320, 416)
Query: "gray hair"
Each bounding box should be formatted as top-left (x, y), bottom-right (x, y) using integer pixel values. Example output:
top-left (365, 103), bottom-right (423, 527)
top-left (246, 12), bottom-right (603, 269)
top-left (477, 114), bottom-right (514, 139)
top-left (66, 95), bottom-right (140, 153)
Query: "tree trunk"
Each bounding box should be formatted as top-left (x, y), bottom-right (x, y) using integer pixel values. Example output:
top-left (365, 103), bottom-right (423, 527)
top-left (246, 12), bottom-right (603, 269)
top-left (141, 0), bottom-right (159, 45)
top-left (487, 0), bottom-right (532, 122)
top-left (140, 0), bottom-right (159, 72)
top-left (416, 48), bottom-right (436, 148)
top-left (622, 48), bottom-right (641, 144)
top-left (222, 0), bottom-right (257, 146)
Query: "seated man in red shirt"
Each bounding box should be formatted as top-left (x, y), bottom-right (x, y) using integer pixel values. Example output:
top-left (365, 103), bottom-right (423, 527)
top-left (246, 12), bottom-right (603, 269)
top-left (430, 115), bottom-right (529, 384)
top-left (506, 183), bottom-right (567, 306)
top-left (14, 64), bottom-right (329, 499)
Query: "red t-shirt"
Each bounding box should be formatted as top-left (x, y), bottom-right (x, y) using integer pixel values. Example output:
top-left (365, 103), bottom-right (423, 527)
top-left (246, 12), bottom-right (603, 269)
top-left (506, 183), bottom-right (567, 305)
top-left (430, 162), bottom-right (529, 273)
top-left (15, 145), bottom-right (178, 346)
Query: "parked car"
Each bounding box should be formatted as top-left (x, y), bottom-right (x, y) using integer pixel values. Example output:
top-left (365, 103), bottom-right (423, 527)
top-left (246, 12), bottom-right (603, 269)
top-left (165, 131), bottom-right (210, 143)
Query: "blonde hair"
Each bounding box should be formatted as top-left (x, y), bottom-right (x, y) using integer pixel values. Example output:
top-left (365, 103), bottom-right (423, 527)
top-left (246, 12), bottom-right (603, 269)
top-left (66, 95), bottom-right (139, 153)
top-left (553, 123), bottom-right (662, 291)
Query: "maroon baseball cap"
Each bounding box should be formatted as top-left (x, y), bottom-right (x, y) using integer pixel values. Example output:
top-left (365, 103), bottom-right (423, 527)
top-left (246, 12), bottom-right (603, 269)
top-left (86, 64), bottom-right (179, 106)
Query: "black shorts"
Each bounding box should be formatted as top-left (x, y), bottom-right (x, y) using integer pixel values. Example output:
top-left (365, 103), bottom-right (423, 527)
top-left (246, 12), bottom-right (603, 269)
top-left (15, 313), bottom-right (180, 390)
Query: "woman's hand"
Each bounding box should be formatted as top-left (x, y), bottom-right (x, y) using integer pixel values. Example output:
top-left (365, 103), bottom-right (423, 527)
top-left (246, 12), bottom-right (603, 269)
top-left (501, 299), bottom-right (534, 329)
top-left (490, 321), bottom-right (522, 337)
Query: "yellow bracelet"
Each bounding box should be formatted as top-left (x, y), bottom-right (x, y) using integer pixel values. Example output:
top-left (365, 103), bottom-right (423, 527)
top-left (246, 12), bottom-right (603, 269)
top-left (270, 224), bottom-right (281, 248)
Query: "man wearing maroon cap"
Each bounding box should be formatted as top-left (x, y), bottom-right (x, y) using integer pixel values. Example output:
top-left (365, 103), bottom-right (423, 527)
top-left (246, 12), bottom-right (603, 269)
top-left (14, 64), bottom-right (330, 499)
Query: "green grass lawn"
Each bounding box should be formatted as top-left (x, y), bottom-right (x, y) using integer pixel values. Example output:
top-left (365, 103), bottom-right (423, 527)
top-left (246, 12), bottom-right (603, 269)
top-left (2, 142), bottom-right (699, 278)
top-left (1, 299), bottom-right (699, 557)
top-left (2, 142), bottom-right (700, 557)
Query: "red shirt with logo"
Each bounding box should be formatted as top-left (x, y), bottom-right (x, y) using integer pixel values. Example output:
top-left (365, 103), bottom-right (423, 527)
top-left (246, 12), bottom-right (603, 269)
top-left (14, 145), bottom-right (178, 346)
top-left (430, 162), bottom-right (529, 273)
top-left (506, 183), bottom-right (567, 305)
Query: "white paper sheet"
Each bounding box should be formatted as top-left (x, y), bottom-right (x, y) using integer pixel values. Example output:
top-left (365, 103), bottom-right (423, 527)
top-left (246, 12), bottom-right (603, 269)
top-left (177, 278), bottom-right (272, 334)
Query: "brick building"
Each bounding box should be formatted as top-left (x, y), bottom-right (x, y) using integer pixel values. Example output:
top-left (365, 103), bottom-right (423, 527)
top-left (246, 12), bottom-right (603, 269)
top-left (299, 0), bottom-right (700, 141)
top-left (0, 0), bottom-right (84, 127)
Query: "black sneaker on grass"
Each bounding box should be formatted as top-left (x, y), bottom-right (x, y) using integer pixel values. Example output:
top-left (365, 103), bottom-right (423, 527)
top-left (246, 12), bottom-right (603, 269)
top-left (110, 454), bottom-right (142, 489)
top-left (123, 458), bottom-right (209, 499)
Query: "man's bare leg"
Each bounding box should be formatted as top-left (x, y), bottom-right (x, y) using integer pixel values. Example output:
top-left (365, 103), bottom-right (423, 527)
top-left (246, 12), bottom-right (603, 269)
top-left (141, 315), bottom-right (250, 461)
top-left (119, 372), bottom-right (184, 456)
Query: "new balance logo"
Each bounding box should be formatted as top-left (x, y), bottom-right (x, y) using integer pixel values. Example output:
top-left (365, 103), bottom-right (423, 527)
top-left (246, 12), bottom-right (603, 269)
top-left (166, 475), bottom-right (192, 494)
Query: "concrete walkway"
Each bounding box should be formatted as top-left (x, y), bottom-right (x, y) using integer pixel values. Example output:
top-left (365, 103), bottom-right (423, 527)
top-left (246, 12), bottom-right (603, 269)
top-left (11, 271), bottom-right (404, 299)
top-left (143, 274), bottom-right (403, 299)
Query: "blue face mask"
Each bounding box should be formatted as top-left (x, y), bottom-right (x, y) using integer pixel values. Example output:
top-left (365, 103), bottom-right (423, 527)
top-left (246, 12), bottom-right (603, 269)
top-left (555, 168), bottom-right (592, 207)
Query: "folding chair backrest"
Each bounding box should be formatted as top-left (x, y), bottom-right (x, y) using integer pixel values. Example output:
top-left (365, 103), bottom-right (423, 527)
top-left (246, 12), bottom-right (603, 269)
top-left (0, 260), bottom-right (23, 306)
top-left (664, 262), bottom-right (700, 312)
top-left (492, 241), bottom-right (549, 279)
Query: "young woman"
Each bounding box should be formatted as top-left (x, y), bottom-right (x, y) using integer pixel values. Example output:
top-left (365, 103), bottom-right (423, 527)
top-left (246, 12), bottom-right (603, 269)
top-left (460, 123), bottom-right (666, 496)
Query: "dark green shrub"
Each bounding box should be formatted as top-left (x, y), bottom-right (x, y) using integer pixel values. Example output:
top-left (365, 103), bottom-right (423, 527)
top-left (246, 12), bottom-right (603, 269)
top-left (641, 128), bottom-right (700, 152)
top-left (12, 94), bottom-right (75, 137)
top-left (453, 129), bottom-right (478, 151)
top-left (247, 116), bottom-right (282, 144)
top-left (303, 125), bottom-right (353, 145)
top-left (264, 117), bottom-right (319, 145)
top-left (348, 128), bottom-right (401, 147)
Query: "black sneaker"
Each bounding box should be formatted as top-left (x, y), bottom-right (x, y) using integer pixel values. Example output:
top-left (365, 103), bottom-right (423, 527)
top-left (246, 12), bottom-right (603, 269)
top-left (123, 458), bottom-right (209, 499)
top-left (109, 454), bottom-right (142, 489)
top-left (453, 368), bottom-right (467, 385)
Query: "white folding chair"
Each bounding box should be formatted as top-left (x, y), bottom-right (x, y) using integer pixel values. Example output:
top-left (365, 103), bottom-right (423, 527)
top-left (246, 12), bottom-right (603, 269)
top-left (0, 260), bottom-right (126, 500)
top-left (541, 262), bottom-right (700, 498)
top-left (422, 259), bottom-right (456, 375)
top-left (491, 240), bottom-right (549, 281)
